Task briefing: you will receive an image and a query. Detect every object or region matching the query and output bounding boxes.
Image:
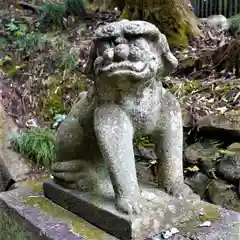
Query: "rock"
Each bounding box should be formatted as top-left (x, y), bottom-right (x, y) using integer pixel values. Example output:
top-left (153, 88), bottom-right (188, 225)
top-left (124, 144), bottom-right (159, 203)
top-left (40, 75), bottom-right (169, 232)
top-left (239, 180), bottom-right (240, 197)
top-left (44, 179), bottom-right (240, 240)
top-left (0, 158), bottom-right (13, 192)
top-left (177, 56), bottom-right (199, 78)
top-left (0, 103), bottom-right (32, 182)
top-left (197, 110), bottom-right (240, 135)
top-left (136, 162), bottom-right (156, 184)
top-left (184, 140), bottom-right (221, 168)
top-left (182, 108), bottom-right (194, 128)
top-left (134, 145), bottom-right (157, 160)
top-left (200, 15), bottom-right (229, 30)
top-left (216, 143), bottom-right (240, 183)
top-left (227, 142), bottom-right (240, 153)
top-left (185, 172), bottom-right (210, 198)
top-left (206, 179), bottom-right (240, 212)
top-left (0, 185), bottom-right (116, 240)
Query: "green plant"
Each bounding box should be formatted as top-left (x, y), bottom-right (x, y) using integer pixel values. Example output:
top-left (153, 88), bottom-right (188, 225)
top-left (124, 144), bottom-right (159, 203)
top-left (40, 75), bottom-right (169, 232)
top-left (15, 32), bottom-right (45, 56)
top-left (9, 128), bottom-right (56, 168)
top-left (60, 51), bottom-right (78, 70)
top-left (0, 36), bottom-right (8, 50)
top-left (65, 0), bottom-right (87, 17)
top-left (134, 135), bottom-right (155, 148)
top-left (39, 2), bottom-right (66, 29)
top-left (5, 22), bottom-right (19, 32)
top-left (228, 14), bottom-right (240, 35)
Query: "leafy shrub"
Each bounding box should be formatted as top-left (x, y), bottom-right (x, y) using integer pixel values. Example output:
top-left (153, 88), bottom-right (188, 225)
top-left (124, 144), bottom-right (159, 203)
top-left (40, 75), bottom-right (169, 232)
top-left (38, 0), bottom-right (88, 29)
top-left (15, 32), bottom-right (45, 57)
top-left (228, 14), bottom-right (240, 36)
top-left (59, 51), bottom-right (78, 70)
top-left (65, 0), bottom-right (87, 17)
top-left (39, 2), bottom-right (67, 29)
top-left (9, 128), bottom-right (56, 168)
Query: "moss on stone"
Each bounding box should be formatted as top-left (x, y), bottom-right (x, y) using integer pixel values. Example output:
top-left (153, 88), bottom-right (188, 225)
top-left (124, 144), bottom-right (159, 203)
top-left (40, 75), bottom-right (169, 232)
top-left (24, 196), bottom-right (109, 239)
top-left (21, 175), bottom-right (51, 192)
top-left (176, 203), bottom-right (221, 233)
top-left (118, 0), bottom-right (201, 49)
top-left (198, 204), bottom-right (221, 222)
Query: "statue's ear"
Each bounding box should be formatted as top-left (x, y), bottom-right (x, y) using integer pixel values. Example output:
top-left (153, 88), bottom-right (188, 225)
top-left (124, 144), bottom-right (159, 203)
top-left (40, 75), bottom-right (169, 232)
top-left (84, 43), bottom-right (97, 77)
top-left (158, 33), bottom-right (178, 77)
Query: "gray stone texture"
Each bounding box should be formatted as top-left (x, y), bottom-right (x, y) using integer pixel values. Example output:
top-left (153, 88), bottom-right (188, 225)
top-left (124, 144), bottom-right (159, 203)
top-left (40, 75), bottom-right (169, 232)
top-left (51, 19), bottom-right (196, 216)
top-left (0, 186), bottom-right (116, 240)
top-left (44, 179), bottom-right (240, 240)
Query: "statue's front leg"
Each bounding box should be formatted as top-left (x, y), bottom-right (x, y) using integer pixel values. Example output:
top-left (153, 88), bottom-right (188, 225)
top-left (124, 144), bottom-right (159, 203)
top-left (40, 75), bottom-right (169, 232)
top-left (94, 103), bottom-right (141, 215)
top-left (153, 93), bottom-right (197, 199)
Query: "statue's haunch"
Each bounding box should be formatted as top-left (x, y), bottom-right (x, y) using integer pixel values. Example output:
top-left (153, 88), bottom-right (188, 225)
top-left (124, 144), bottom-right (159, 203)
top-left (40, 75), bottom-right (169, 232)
top-left (51, 19), bottom-right (196, 215)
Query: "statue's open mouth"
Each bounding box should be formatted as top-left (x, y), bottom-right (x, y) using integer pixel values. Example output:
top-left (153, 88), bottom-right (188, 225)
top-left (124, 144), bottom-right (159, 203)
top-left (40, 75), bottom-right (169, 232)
top-left (99, 61), bottom-right (147, 74)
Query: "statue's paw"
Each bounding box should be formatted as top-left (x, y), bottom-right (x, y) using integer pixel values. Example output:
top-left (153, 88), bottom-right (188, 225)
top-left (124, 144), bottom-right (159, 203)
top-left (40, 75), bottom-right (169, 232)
top-left (116, 196), bottom-right (141, 215)
top-left (51, 160), bottom-right (86, 183)
top-left (52, 171), bottom-right (82, 183)
top-left (168, 183), bottom-right (200, 201)
top-left (51, 160), bottom-right (84, 173)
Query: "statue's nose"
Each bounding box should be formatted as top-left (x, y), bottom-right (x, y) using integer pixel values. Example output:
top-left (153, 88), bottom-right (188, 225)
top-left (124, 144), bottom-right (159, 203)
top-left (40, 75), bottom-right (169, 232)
top-left (114, 44), bottom-right (129, 62)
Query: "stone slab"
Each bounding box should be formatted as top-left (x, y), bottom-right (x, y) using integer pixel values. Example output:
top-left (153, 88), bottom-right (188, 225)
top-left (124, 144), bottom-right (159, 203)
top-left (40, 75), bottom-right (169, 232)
top-left (0, 186), bottom-right (117, 240)
top-left (43, 179), bottom-right (240, 240)
top-left (0, 103), bottom-right (33, 182)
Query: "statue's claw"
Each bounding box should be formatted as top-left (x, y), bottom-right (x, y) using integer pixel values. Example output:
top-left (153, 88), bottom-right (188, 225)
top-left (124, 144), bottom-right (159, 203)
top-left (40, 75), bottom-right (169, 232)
top-left (116, 196), bottom-right (141, 215)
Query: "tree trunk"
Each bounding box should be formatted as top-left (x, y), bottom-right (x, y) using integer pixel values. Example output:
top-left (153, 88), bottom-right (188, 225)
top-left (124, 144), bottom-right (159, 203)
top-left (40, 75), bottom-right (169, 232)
top-left (115, 0), bottom-right (201, 49)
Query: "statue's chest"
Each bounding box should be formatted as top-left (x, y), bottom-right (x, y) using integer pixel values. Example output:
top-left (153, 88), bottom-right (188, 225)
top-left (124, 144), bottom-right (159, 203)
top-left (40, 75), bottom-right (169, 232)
top-left (120, 88), bottom-right (161, 134)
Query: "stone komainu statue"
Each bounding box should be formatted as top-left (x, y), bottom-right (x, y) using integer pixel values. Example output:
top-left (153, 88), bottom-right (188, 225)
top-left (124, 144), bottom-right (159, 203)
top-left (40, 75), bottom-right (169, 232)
top-left (51, 20), bottom-right (195, 215)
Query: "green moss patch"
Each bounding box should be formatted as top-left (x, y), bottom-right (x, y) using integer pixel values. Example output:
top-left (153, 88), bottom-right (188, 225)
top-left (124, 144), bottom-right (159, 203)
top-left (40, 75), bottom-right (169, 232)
top-left (24, 196), bottom-right (109, 238)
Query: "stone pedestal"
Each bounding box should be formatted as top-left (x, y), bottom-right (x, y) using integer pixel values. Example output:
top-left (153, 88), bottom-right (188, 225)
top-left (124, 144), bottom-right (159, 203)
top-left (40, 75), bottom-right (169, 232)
top-left (43, 180), bottom-right (172, 240)
top-left (0, 185), bottom-right (116, 240)
top-left (43, 179), bottom-right (240, 240)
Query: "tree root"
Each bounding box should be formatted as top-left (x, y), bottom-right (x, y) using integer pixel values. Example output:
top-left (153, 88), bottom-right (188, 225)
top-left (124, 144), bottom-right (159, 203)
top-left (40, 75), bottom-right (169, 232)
top-left (16, 1), bottom-right (41, 13)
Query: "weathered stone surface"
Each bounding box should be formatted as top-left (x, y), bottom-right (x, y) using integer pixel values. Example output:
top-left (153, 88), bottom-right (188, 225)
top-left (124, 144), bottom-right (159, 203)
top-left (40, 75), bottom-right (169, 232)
top-left (239, 180), bottom-right (240, 196)
top-left (0, 103), bottom-right (32, 182)
top-left (217, 143), bottom-right (240, 183)
top-left (206, 179), bottom-right (240, 212)
top-left (184, 140), bottom-right (222, 171)
top-left (0, 157), bottom-right (13, 192)
top-left (44, 179), bottom-right (240, 240)
top-left (228, 142), bottom-right (240, 153)
top-left (197, 110), bottom-right (240, 134)
top-left (0, 185), bottom-right (117, 240)
top-left (136, 162), bottom-right (156, 184)
top-left (217, 154), bottom-right (240, 183)
top-left (134, 145), bottom-right (157, 161)
top-left (184, 172), bottom-right (210, 198)
top-left (200, 15), bottom-right (229, 30)
top-left (181, 108), bottom-right (195, 128)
